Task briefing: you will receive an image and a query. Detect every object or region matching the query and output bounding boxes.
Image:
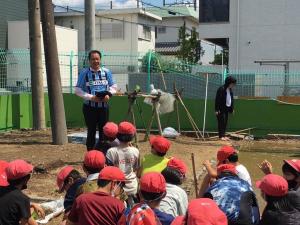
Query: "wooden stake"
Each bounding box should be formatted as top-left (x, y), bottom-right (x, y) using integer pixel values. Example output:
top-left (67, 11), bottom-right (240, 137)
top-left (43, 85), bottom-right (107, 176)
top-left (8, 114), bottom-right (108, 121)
top-left (125, 85), bottom-right (139, 147)
top-left (175, 89), bottom-right (204, 139)
top-left (175, 100), bottom-right (181, 133)
top-left (191, 153), bottom-right (199, 198)
top-left (144, 109), bottom-right (156, 141)
top-left (228, 127), bottom-right (255, 134)
top-left (156, 59), bottom-right (167, 91)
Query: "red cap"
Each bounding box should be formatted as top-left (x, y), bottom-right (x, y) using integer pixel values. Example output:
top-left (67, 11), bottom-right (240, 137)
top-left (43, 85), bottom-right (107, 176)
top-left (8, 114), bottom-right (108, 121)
top-left (150, 135), bottom-right (171, 154)
top-left (217, 146), bottom-right (236, 165)
top-left (186, 198), bottom-right (228, 225)
top-left (103, 122), bottom-right (118, 138)
top-left (167, 158), bottom-right (187, 176)
top-left (256, 174), bottom-right (288, 197)
top-left (118, 121), bottom-right (136, 135)
top-left (84, 150), bottom-right (105, 169)
top-left (140, 172), bottom-right (166, 193)
top-left (6, 160), bottom-right (33, 181)
top-left (98, 166), bottom-right (125, 182)
top-left (284, 159), bottom-right (300, 173)
top-left (0, 160), bottom-right (9, 187)
top-left (217, 164), bottom-right (237, 175)
top-left (56, 166), bottom-right (74, 191)
top-left (128, 203), bottom-right (159, 225)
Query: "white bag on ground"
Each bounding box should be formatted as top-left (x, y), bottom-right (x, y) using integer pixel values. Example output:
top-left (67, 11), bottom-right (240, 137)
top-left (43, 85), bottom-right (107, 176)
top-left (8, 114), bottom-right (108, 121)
top-left (36, 199), bottom-right (64, 224)
top-left (163, 127), bottom-right (180, 138)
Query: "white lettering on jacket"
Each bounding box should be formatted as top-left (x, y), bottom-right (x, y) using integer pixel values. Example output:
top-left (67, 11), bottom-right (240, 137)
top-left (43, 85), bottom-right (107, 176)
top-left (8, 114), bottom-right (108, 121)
top-left (86, 80), bottom-right (108, 86)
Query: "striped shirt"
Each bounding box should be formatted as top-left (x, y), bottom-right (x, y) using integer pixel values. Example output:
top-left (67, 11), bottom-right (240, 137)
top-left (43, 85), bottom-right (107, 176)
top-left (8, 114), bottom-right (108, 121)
top-left (76, 67), bottom-right (115, 108)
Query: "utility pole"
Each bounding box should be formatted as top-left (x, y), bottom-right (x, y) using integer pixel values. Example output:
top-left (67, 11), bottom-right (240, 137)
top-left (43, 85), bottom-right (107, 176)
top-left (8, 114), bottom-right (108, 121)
top-left (85, 0), bottom-right (95, 51)
top-left (39, 0), bottom-right (68, 145)
top-left (28, 0), bottom-right (45, 130)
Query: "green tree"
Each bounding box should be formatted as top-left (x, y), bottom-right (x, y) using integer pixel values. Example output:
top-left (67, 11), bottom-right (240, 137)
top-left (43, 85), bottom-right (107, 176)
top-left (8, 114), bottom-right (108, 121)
top-left (210, 49), bottom-right (228, 65)
top-left (177, 25), bottom-right (202, 64)
top-left (177, 23), bottom-right (190, 62)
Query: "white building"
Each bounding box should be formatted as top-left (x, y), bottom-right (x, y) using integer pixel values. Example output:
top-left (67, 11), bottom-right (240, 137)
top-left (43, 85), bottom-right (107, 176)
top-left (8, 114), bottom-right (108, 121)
top-left (7, 20), bottom-right (78, 90)
top-left (147, 6), bottom-right (199, 56)
top-left (0, 0), bottom-right (28, 49)
top-left (54, 8), bottom-right (161, 54)
top-left (198, 0), bottom-right (300, 71)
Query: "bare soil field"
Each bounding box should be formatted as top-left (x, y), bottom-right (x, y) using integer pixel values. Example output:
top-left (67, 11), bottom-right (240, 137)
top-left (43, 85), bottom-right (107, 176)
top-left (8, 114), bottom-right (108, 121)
top-left (0, 129), bottom-right (224, 224)
top-left (1, 129), bottom-right (299, 224)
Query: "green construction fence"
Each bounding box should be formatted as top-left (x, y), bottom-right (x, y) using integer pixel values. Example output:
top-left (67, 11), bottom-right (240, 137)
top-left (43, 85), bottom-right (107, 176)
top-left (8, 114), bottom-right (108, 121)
top-left (1, 93), bottom-right (300, 137)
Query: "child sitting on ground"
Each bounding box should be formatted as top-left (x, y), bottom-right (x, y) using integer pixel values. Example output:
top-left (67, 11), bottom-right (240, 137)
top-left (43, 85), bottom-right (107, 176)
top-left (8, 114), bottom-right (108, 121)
top-left (77, 150), bottom-right (106, 196)
top-left (200, 145), bottom-right (252, 195)
top-left (95, 122), bottom-right (120, 156)
top-left (106, 121), bottom-right (140, 205)
top-left (56, 166), bottom-right (85, 225)
top-left (258, 159), bottom-right (300, 211)
top-left (0, 160), bottom-right (39, 225)
top-left (257, 174), bottom-right (300, 225)
top-left (127, 172), bottom-right (174, 225)
top-left (138, 135), bottom-right (171, 177)
top-left (159, 158), bottom-right (188, 217)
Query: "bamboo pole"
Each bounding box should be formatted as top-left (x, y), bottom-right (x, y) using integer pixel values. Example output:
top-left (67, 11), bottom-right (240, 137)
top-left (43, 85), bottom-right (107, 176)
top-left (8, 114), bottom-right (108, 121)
top-left (191, 153), bottom-right (199, 198)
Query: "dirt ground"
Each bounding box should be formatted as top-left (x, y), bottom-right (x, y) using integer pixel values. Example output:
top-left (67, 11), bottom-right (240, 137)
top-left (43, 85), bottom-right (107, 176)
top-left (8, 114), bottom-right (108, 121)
top-left (0, 129), bottom-right (224, 224)
top-left (1, 129), bottom-right (299, 224)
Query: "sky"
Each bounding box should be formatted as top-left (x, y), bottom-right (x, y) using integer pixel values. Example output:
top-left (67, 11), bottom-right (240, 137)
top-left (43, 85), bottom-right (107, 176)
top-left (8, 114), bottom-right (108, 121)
top-left (52, 0), bottom-right (221, 64)
top-left (52, 0), bottom-right (160, 9)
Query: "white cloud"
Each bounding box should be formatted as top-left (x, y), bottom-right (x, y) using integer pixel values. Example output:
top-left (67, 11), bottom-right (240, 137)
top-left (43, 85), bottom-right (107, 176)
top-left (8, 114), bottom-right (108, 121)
top-left (53, 0), bottom-right (137, 9)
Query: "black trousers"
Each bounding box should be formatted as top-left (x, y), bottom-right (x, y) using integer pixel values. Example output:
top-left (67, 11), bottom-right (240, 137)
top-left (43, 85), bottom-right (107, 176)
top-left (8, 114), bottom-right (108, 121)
top-left (217, 110), bottom-right (229, 138)
top-left (82, 104), bottom-right (109, 150)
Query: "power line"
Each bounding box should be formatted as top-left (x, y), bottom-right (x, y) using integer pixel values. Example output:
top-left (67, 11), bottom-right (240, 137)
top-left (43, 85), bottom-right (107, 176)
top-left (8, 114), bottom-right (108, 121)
top-left (54, 4), bottom-right (192, 30)
top-left (138, 0), bottom-right (196, 17)
top-left (54, 4), bottom-right (220, 47)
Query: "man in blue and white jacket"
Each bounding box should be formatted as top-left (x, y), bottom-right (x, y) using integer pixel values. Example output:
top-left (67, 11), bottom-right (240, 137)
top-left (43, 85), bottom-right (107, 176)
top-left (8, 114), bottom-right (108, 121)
top-left (75, 50), bottom-right (117, 150)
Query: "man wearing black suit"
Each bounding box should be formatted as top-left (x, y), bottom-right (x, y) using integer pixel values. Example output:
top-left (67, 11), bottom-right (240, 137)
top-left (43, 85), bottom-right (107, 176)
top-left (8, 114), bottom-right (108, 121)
top-left (215, 76), bottom-right (237, 140)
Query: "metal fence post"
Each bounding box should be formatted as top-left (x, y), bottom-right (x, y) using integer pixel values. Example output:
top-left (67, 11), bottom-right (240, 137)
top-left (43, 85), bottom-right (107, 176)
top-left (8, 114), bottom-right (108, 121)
top-left (223, 67), bottom-right (227, 82)
top-left (69, 50), bottom-right (74, 93)
top-left (147, 51), bottom-right (152, 93)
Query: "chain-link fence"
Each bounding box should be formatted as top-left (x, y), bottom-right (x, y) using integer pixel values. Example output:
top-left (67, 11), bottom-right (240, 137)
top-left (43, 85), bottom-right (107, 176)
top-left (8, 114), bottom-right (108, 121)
top-left (1, 48), bottom-right (300, 99)
top-left (228, 71), bottom-right (300, 98)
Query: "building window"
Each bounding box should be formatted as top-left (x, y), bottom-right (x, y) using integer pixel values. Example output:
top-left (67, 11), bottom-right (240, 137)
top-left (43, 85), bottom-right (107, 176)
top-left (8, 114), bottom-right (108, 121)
top-left (199, 0), bottom-right (230, 23)
top-left (138, 25), bottom-right (151, 41)
top-left (157, 26), bottom-right (166, 34)
top-left (99, 22), bottom-right (124, 39)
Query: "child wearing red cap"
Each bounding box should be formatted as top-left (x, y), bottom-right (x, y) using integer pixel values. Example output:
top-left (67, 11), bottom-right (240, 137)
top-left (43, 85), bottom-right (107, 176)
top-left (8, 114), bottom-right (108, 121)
top-left (256, 174), bottom-right (300, 225)
top-left (127, 172), bottom-right (174, 225)
top-left (159, 158), bottom-right (188, 217)
top-left (95, 122), bottom-right (120, 155)
top-left (139, 136), bottom-right (171, 177)
top-left (56, 166), bottom-right (85, 225)
top-left (203, 164), bottom-right (260, 225)
top-left (67, 166), bottom-right (126, 225)
top-left (201, 146), bottom-right (252, 194)
top-left (77, 150), bottom-right (106, 196)
top-left (258, 159), bottom-right (300, 212)
top-left (0, 160), bottom-right (39, 225)
top-left (106, 121), bottom-right (140, 204)
top-left (171, 198), bottom-right (228, 225)
top-left (259, 159), bottom-right (300, 191)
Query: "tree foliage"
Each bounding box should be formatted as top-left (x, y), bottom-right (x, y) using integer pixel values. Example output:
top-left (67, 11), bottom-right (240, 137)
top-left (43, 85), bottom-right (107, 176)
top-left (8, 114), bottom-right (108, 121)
top-left (177, 24), bottom-right (202, 64)
top-left (210, 49), bottom-right (229, 65)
